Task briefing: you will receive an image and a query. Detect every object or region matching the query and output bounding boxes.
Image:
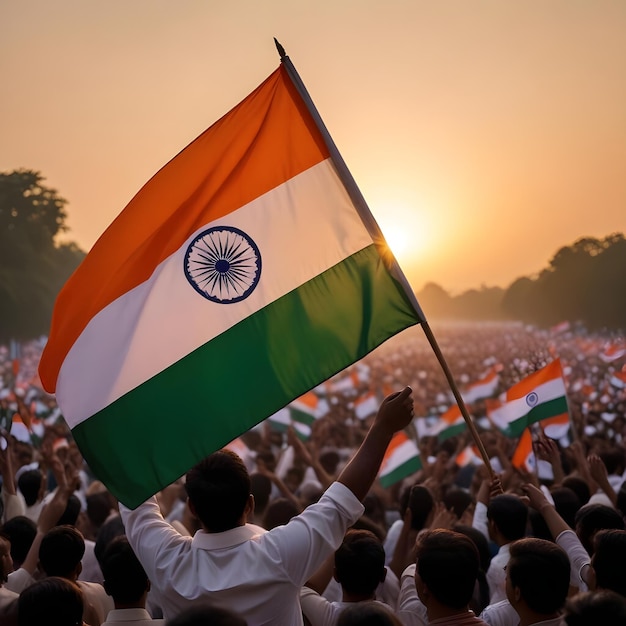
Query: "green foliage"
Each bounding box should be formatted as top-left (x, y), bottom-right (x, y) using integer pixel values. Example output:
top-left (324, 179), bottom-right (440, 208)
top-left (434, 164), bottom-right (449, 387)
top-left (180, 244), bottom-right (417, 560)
top-left (0, 169), bottom-right (85, 341)
top-left (502, 233), bottom-right (626, 331)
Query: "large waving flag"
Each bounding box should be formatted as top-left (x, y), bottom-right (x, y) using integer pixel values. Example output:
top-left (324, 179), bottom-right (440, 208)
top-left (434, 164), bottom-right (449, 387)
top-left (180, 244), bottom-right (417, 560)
top-left (38, 58), bottom-right (422, 507)
top-left (487, 359), bottom-right (569, 438)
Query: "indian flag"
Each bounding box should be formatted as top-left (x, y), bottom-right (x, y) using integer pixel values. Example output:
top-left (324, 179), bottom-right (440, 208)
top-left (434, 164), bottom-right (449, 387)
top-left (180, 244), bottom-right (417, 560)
top-left (511, 428), bottom-right (535, 473)
top-left (610, 370), bottom-right (626, 390)
top-left (353, 392), bottom-right (379, 421)
top-left (462, 367), bottom-right (499, 404)
top-left (434, 404), bottom-right (467, 441)
top-left (488, 359), bottom-right (570, 438)
top-left (38, 64), bottom-right (422, 507)
top-left (378, 431), bottom-right (422, 488)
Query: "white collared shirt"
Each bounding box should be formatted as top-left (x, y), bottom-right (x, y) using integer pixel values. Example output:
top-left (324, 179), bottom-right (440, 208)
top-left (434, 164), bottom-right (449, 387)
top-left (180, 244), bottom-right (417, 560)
top-left (120, 481), bottom-right (364, 625)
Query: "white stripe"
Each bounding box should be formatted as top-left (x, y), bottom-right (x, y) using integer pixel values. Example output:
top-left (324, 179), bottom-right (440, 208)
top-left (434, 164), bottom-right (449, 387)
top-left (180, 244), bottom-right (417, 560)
top-left (380, 440), bottom-right (419, 476)
top-left (490, 377), bottom-right (566, 429)
top-left (57, 160), bottom-right (372, 427)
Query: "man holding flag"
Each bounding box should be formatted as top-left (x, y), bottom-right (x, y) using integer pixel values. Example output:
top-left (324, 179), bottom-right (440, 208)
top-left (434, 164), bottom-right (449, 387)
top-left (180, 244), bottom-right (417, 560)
top-left (120, 386), bottom-right (414, 624)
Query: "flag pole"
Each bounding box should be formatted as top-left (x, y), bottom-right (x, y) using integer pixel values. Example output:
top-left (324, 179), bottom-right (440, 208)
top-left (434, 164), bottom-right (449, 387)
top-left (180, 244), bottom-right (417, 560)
top-left (274, 39), bottom-right (494, 476)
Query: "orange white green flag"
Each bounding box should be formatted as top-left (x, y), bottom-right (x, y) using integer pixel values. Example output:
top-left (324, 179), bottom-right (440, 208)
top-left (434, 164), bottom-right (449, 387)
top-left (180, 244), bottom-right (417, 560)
top-left (487, 359), bottom-right (570, 438)
top-left (461, 366), bottom-right (499, 404)
top-left (378, 431), bottom-right (422, 488)
top-left (38, 59), bottom-right (423, 508)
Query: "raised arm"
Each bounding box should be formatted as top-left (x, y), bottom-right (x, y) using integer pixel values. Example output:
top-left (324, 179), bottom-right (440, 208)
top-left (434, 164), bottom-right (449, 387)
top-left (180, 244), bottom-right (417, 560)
top-left (338, 387), bottom-right (414, 502)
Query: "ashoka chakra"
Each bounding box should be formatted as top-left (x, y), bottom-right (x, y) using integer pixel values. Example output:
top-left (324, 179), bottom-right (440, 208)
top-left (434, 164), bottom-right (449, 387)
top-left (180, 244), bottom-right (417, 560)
top-left (184, 226), bottom-right (262, 303)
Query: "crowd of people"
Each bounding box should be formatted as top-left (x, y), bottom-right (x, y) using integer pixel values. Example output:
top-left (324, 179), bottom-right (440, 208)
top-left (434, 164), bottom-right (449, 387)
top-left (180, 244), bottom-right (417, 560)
top-left (0, 321), bottom-right (625, 625)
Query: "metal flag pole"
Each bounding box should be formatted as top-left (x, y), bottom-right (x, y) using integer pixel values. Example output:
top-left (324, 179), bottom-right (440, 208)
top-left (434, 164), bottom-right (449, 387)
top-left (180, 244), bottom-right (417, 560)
top-left (274, 39), bottom-right (494, 476)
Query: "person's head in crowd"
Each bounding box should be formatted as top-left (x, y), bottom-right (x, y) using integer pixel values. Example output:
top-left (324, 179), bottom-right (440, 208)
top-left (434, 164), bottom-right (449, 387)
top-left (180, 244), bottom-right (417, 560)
top-left (0, 533), bottom-right (13, 584)
top-left (589, 529), bottom-right (626, 596)
top-left (506, 538), bottom-right (570, 623)
top-left (101, 535), bottom-right (150, 608)
top-left (351, 515), bottom-right (386, 543)
top-left (562, 476), bottom-right (591, 507)
top-left (453, 524), bottom-right (491, 614)
top-left (283, 467), bottom-right (304, 494)
top-left (249, 473), bottom-right (271, 518)
top-left (443, 487), bottom-right (473, 519)
top-left (165, 605), bottom-right (247, 626)
top-left (574, 503), bottom-right (625, 555)
top-left (336, 602), bottom-right (403, 626)
top-left (487, 495), bottom-right (528, 545)
top-left (407, 485), bottom-right (435, 531)
top-left (414, 529), bottom-right (479, 618)
top-left (38, 525), bottom-right (85, 580)
top-left (551, 486), bottom-right (582, 529)
top-left (94, 514), bottom-right (125, 567)
top-left (563, 590), bottom-right (626, 626)
top-left (18, 576), bottom-right (84, 626)
top-left (333, 529), bottom-right (386, 601)
top-left (184, 450), bottom-right (252, 533)
top-left (363, 492), bottom-right (387, 531)
top-left (262, 497), bottom-right (300, 530)
top-left (319, 450), bottom-right (341, 476)
top-left (56, 494), bottom-right (82, 527)
top-left (17, 469), bottom-right (44, 507)
top-left (297, 481), bottom-right (324, 508)
top-left (86, 491), bottom-right (115, 532)
top-left (1, 516), bottom-right (36, 570)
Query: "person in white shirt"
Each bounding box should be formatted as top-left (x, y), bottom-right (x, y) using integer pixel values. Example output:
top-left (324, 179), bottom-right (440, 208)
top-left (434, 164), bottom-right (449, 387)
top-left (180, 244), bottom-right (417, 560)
top-left (120, 387), bottom-right (415, 625)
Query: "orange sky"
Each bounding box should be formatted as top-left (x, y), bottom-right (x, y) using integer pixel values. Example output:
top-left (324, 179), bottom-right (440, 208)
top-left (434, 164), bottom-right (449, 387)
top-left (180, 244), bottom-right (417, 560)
top-left (2, 1), bottom-right (625, 294)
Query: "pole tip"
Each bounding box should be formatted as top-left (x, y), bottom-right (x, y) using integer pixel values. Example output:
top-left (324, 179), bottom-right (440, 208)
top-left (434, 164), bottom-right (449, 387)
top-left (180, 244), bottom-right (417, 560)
top-left (274, 38), bottom-right (287, 60)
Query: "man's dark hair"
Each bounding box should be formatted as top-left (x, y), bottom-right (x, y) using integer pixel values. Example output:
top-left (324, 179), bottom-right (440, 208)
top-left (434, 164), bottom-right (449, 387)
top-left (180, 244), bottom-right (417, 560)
top-left (574, 503), bottom-right (625, 555)
top-left (39, 525), bottom-right (85, 578)
top-left (407, 485), bottom-right (434, 530)
top-left (416, 529), bottom-right (479, 610)
top-left (86, 492), bottom-right (114, 529)
top-left (592, 529), bottom-right (626, 596)
top-left (165, 605), bottom-right (247, 626)
top-left (508, 538), bottom-right (570, 614)
top-left (337, 602), bottom-right (402, 626)
top-left (249, 473), bottom-right (272, 514)
top-left (18, 576), bottom-right (84, 626)
top-left (598, 447), bottom-right (625, 476)
top-left (185, 450), bottom-right (251, 532)
top-left (334, 529), bottom-right (385, 597)
top-left (443, 487), bottom-right (473, 519)
top-left (56, 494), bottom-right (82, 527)
top-left (562, 476), bottom-right (591, 507)
top-left (564, 590), bottom-right (626, 626)
top-left (262, 498), bottom-right (299, 530)
top-left (101, 535), bottom-right (149, 604)
top-left (17, 469), bottom-right (43, 506)
top-left (453, 524), bottom-right (491, 614)
top-left (551, 487), bottom-right (581, 529)
top-left (1, 516), bottom-right (36, 568)
top-left (487, 495), bottom-right (528, 541)
top-left (94, 514), bottom-right (125, 567)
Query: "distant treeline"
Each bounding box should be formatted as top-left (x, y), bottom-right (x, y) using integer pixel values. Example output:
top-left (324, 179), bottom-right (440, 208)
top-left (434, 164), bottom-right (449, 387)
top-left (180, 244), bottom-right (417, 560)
top-left (1, 168), bottom-right (624, 339)
top-left (417, 233), bottom-right (626, 331)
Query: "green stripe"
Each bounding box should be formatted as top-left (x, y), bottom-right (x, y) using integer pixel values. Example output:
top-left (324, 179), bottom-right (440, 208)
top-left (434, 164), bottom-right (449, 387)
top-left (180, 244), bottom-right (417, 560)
top-left (437, 421), bottom-right (467, 442)
top-left (73, 245), bottom-right (420, 508)
top-left (502, 396), bottom-right (569, 438)
top-left (379, 456), bottom-right (422, 488)
top-left (289, 407), bottom-right (316, 426)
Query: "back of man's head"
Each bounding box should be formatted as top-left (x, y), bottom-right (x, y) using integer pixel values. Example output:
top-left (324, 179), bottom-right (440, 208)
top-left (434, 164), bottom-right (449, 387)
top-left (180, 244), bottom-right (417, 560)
top-left (101, 535), bottom-right (149, 606)
top-left (39, 525), bottom-right (85, 579)
top-left (249, 473), bottom-right (271, 514)
top-left (575, 503), bottom-right (625, 555)
top-left (592, 529), bottom-right (626, 596)
top-left (564, 590), bottom-right (626, 626)
top-left (415, 529), bottom-right (479, 610)
top-left (334, 529), bottom-right (385, 598)
top-left (507, 538), bottom-right (570, 615)
top-left (185, 450), bottom-right (251, 532)
top-left (17, 469), bottom-right (43, 506)
top-left (1, 516), bottom-right (36, 569)
top-left (487, 495), bottom-right (528, 542)
top-left (18, 576), bottom-right (84, 626)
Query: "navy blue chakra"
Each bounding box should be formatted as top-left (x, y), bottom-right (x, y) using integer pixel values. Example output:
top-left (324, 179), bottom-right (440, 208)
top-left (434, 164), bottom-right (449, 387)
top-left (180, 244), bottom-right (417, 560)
top-left (184, 226), bottom-right (262, 303)
top-left (525, 391), bottom-right (539, 407)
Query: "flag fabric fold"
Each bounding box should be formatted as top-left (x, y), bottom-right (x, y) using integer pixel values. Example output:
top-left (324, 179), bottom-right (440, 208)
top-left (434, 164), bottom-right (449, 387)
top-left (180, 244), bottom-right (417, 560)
top-left (38, 64), bottom-right (422, 508)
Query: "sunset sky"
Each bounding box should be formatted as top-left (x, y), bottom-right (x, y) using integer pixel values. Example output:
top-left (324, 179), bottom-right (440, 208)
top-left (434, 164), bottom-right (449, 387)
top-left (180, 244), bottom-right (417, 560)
top-left (2, 1), bottom-right (625, 294)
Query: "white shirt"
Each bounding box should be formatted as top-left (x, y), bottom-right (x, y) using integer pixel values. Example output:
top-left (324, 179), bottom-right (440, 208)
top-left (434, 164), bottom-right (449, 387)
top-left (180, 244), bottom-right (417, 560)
top-left (120, 481), bottom-right (364, 626)
top-left (396, 564), bottom-right (428, 626)
top-left (480, 600), bottom-right (518, 626)
top-left (102, 607), bottom-right (166, 625)
top-left (300, 588), bottom-right (398, 626)
top-left (486, 544), bottom-right (510, 604)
